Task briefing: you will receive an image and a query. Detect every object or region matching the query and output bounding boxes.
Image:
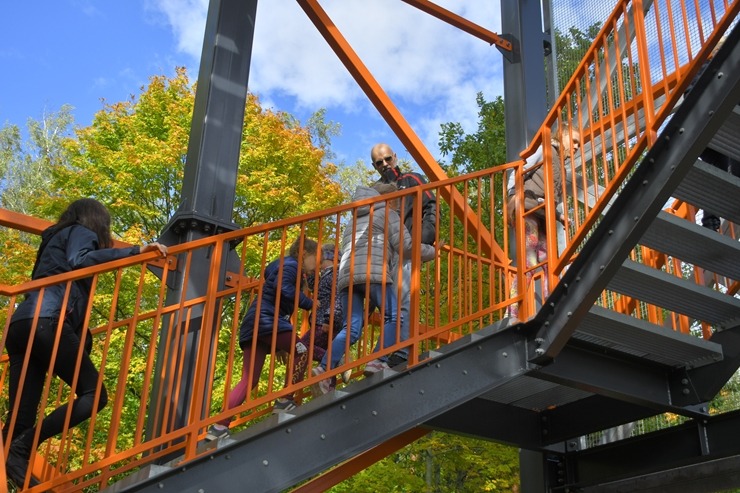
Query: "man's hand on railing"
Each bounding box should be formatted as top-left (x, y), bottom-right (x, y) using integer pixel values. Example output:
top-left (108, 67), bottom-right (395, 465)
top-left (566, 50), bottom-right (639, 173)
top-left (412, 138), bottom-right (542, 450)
top-left (434, 240), bottom-right (447, 254)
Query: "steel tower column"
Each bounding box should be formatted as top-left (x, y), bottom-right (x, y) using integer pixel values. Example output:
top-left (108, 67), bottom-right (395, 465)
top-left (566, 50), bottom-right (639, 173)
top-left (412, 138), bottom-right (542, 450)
top-left (501, 0), bottom-right (552, 161)
top-left (501, 1), bottom-right (553, 490)
top-left (145, 0), bottom-right (258, 442)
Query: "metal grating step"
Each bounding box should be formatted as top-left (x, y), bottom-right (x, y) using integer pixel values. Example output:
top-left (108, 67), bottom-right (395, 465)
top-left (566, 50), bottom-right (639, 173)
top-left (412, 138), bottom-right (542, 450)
top-left (481, 305), bottom-right (724, 410)
top-left (674, 159), bottom-right (740, 226)
top-left (708, 105), bottom-right (740, 162)
top-left (608, 259), bottom-right (740, 327)
top-left (480, 374), bottom-right (593, 410)
top-left (641, 211), bottom-right (740, 281)
top-left (573, 305), bottom-right (723, 369)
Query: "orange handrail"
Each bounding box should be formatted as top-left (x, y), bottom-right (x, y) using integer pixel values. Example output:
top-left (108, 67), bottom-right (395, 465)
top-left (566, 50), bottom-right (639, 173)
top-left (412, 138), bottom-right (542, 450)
top-left (0, 0), bottom-right (737, 489)
top-left (510, 0), bottom-right (738, 321)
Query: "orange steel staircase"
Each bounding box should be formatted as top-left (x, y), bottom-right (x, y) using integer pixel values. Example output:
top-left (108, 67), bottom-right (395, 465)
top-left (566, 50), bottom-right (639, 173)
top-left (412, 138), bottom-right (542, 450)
top-left (1, 0), bottom-right (740, 491)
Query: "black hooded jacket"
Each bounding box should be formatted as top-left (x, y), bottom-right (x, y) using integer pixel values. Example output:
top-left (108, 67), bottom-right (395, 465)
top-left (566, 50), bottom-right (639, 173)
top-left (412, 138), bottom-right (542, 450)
top-left (377, 166), bottom-right (437, 245)
top-left (11, 225), bottom-right (141, 349)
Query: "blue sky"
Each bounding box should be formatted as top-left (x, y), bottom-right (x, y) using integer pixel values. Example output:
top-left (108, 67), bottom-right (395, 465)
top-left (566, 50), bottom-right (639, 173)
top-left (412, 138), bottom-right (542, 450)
top-left (0, 0), bottom-right (512, 170)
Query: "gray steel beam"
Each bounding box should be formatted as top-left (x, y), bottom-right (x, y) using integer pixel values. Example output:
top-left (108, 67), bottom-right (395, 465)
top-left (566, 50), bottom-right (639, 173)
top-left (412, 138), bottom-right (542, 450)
top-left (501, 0), bottom-right (550, 161)
top-left (563, 409), bottom-right (740, 491)
top-left (424, 397), bottom-right (544, 449)
top-left (581, 456), bottom-right (740, 493)
top-left (574, 305), bottom-right (723, 370)
top-left (607, 260), bottom-right (740, 326)
top-left (674, 157), bottom-right (740, 226)
top-left (114, 321), bottom-right (738, 492)
top-left (533, 343), bottom-right (709, 418)
top-left (530, 21), bottom-right (740, 362)
top-left (641, 211), bottom-right (740, 282)
top-left (540, 395), bottom-right (658, 445)
top-left (113, 326), bottom-right (535, 493)
top-left (147, 0), bottom-right (258, 440)
top-left (520, 448), bottom-right (551, 493)
top-left (688, 322), bottom-right (740, 402)
top-left (425, 394), bottom-right (659, 451)
top-left (539, 324), bottom-right (740, 445)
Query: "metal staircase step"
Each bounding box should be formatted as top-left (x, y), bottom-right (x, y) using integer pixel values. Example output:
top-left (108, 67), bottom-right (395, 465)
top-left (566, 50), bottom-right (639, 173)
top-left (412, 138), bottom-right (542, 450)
top-left (708, 105), bottom-right (740, 162)
top-left (573, 305), bottom-right (722, 369)
top-left (674, 159), bottom-right (740, 225)
top-left (106, 321), bottom-right (535, 493)
top-left (607, 259), bottom-right (740, 327)
top-left (641, 211), bottom-right (740, 281)
top-left (480, 306), bottom-right (723, 411)
top-left (480, 374), bottom-right (593, 409)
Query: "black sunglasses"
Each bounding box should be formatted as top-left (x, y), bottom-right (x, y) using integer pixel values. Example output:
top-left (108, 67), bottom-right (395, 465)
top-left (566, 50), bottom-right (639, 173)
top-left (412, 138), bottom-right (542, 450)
top-left (373, 155), bottom-right (394, 168)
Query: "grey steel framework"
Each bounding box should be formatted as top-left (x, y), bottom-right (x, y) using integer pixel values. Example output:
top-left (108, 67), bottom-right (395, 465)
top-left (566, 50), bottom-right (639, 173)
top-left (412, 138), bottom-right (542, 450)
top-left (127, 0), bottom-right (740, 491)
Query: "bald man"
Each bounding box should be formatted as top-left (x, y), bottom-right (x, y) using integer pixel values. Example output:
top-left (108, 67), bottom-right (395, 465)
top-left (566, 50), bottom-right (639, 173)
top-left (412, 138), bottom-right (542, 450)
top-left (370, 143), bottom-right (437, 367)
top-left (371, 144), bottom-right (437, 244)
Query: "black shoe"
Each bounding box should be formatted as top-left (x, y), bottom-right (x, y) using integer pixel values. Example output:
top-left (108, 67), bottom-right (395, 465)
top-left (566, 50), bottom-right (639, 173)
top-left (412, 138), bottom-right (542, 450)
top-left (272, 398), bottom-right (298, 414)
top-left (205, 424), bottom-right (230, 441)
top-left (5, 436), bottom-right (40, 488)
top-left (387, 352), bottom-right (408, 369)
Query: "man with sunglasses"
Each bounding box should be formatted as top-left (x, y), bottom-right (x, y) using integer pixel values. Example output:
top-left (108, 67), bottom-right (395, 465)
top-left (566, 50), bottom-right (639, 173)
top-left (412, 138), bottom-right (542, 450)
top-left (370, 143), bottom-right (437, 368)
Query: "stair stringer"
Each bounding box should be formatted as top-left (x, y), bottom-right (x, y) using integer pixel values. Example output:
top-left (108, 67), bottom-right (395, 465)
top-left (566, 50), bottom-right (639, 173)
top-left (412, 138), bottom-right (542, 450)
top-left (107, 322), bottom-right (537, 493)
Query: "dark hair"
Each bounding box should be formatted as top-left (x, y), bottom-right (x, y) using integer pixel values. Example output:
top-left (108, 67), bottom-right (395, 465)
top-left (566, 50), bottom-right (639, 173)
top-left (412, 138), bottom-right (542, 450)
top-left (321, 243), bottom-right (336, 262)
top-left (54, 198), bottom-right (113, 249)
top-left (288, 237), bottom-right (318, 259)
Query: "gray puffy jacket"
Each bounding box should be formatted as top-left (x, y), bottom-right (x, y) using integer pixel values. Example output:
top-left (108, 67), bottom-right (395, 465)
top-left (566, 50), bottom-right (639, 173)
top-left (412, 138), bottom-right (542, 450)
top-left (336, 186), bottom-right (435, 291)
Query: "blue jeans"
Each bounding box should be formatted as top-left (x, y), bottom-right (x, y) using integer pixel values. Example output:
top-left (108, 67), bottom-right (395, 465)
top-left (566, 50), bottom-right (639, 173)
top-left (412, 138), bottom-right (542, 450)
top-left (322, 283), bottom-right (399, 370)
top-left (393, 260), bottom-right (412, 359)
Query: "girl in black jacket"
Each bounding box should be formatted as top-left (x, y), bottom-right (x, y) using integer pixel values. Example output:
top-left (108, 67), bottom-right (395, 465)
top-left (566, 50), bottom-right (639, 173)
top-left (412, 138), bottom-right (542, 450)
top-left (3, 198), bottom-right (167, 488)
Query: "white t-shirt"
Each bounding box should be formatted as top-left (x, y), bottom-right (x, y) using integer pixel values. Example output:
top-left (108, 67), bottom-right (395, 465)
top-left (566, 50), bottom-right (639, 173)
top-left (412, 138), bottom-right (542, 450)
top-left (507, 145), bottom-right (543, 194)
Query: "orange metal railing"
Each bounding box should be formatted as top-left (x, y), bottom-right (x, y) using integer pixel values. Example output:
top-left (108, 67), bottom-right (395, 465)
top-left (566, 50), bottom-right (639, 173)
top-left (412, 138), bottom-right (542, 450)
top-left (0, 165), bottom-right (516, 491)
top-left (0, 0), bottom-right (737, 490)
top-left (509, 0), bottom-right (739, 322)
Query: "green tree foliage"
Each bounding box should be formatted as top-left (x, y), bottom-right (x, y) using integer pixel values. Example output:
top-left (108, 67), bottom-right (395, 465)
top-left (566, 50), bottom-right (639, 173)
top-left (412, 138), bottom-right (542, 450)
top-left (1, 105), bottom-right (75, 214)
top-left (433, 94), bottom-right (509, 334)
top-left (336, 159), bottom-right (377, 198)
top-left (332, 432), bottom-right (519, 492)
top-left (235, 94), bottom-right (345, 231)
top-left (0, 67), bottom-right (349, 475)
top-left (0, 107), bottom-right (76, 289)
top-left (438, 94), bottom-right (507, 176)
top-left (553, 23), bottom-right (603, 96)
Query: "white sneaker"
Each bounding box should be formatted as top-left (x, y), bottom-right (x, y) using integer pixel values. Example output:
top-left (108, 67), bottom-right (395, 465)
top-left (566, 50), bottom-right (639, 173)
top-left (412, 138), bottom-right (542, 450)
top-left (363, 359), bottom-right (390, 377)
top-left (311, 366), bottom-right (332, 396)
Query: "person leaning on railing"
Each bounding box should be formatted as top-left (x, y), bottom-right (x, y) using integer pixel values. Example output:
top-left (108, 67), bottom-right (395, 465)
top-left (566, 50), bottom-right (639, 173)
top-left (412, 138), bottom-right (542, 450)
top-left (2, 198), bottom-right (168, 489)
top-left (506, 127), bottom-right (580, 322)
top-left (207, 238), bottom-right (319, 440)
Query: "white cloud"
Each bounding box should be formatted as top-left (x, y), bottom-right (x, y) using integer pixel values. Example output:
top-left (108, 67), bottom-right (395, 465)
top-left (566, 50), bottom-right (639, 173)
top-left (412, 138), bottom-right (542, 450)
top-left (150, 0), bottom-right (506, 160)
top-left (147, 0), bottom-right (209, 56)
top-left (552, 0), bottom-right (613, 33)
top-left (72, 0), bottom-right (104, 18)
top-left (0, 47), bottom-right (23, 61)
